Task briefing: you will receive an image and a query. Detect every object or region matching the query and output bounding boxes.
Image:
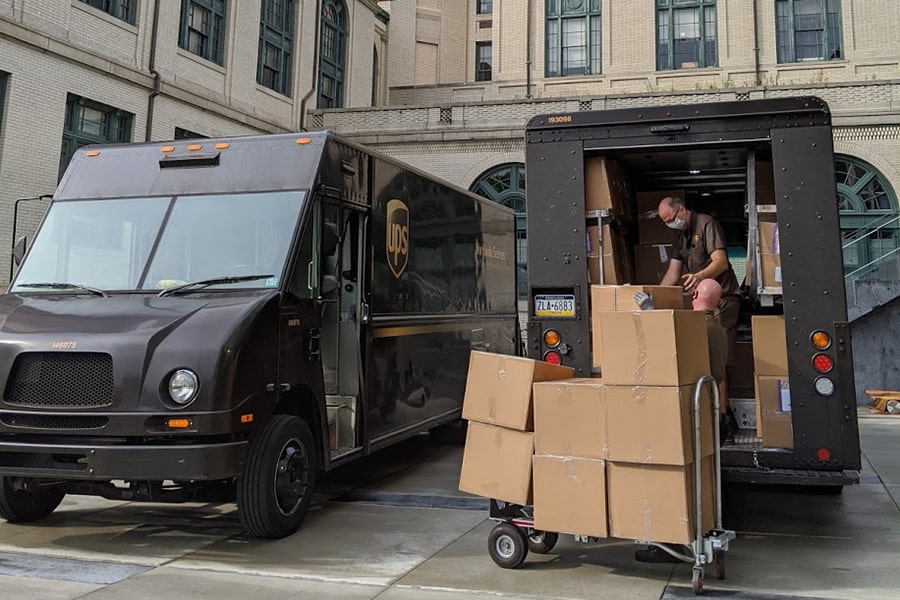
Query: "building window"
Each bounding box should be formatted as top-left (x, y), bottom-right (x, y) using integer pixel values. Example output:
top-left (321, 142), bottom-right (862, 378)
top-left (476, 0), bottom-right (492, 14)
top-left (656, 0), bottom-right (717, 70)
top-left (59, 95), bottom-right (133, 180)
top-left (475, 42), bottom-right (493, 82)
top-left (0, 72), bottom-right (7, 134)
top-left (178, 0), bottom-right (226, 65)
top-left (776, 0), bottom-right (842, 63)
top-left (174, 127), bottom-right (206, 139)
top-left (545, 0), bottom-right (601, 78)
top-left (318, 0), bottom-right (346, 109)
top-left (257, 0), bottom-right (294, 96)
top-left (77, 0), bottom-right (135, 24)
top-left (836, 156), bottom-right (899, 280)
top-left (471, 163), bottom-right (528, 300)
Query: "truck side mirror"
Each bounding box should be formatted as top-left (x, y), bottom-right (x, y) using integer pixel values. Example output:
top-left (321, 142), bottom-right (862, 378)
top-left (321, 220), bottom-right (339, 257)
top-left (12, 236), bottom-right (26, 266)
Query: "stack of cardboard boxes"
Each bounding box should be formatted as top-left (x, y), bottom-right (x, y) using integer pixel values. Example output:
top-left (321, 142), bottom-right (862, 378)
top-left (458, 351), bottom-right (574, 506)
top-left (597, 305), bottom-right (716, 544)
top-left (584, 157), bottom-right (635, 285)
top-left (459, 284), bottom-right (718, 544)
top-left (752, 315), bottom-right (793, 448)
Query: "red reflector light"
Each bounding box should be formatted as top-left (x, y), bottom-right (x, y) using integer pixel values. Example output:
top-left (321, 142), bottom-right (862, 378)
top-left (817, 448), bottom-right (831, 461)
top-left (543, 351), bottom-right (562, 365)
top-left (813, 353), bottom-right (833, 373)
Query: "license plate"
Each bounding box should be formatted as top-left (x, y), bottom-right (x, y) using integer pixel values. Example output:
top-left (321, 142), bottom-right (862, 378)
top-left (534, 294), bottom-right (576, 317)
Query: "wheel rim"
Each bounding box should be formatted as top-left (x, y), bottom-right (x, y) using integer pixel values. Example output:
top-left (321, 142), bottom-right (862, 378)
top-left (494, 533), bottom-right (516, 559)
top-left (273, 437), bottom-right (310, 517)
top-left (529, 531), bottom-right (546, 544)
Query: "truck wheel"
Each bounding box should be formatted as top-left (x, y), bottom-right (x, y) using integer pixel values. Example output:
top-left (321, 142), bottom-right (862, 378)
top-left (238, 415), bottom-right (318, 539)
top-left (0, 477), bottom-right (65, 523)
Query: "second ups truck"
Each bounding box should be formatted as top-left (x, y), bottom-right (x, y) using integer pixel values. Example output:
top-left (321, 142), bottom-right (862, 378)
top-left (524, 96), bottom-right (860, 488)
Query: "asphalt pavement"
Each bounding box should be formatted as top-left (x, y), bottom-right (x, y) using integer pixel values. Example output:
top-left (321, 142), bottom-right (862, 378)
top-left (0, 410), bottom-right (898, 600)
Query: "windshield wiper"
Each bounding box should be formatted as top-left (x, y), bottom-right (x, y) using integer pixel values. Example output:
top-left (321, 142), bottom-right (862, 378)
top-left (18, 282), bottom-right (108, 297)
top-left (157, 274), bottom-right (275, 297)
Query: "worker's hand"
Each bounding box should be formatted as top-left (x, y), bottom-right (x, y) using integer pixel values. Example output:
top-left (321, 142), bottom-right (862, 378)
top-left (681, 272), bottom-right (703, 293)
top-left (634, 291), bottom-right (655, 310)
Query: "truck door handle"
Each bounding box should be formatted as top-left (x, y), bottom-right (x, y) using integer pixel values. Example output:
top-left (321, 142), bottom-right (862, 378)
top-left (360, 302), bottom-right (370, 324)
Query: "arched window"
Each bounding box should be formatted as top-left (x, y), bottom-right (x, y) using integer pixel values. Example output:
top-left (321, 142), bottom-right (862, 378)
top-left (470, 163), bottom-right (527, 299)
top-left (836, 155), bottom-right (900, 280)
top-left (318, 0), bottom-right (346, 109)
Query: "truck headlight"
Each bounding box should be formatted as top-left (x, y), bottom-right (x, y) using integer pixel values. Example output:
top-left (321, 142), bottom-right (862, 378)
top-left (168, 369), bottom-right (199, 405)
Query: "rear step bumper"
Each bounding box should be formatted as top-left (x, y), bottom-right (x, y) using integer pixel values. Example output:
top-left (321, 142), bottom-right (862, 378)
top-left (722, 466), bottom-right (860, 486)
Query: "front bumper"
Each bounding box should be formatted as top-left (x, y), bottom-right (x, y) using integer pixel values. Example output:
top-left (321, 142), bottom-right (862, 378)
top-left (0, 439), bottom-right (247, 481)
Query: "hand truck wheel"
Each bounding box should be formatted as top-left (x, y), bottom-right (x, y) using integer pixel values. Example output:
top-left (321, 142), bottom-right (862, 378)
top-left (526, 529), bottom-right (559, 554)
top-left (692, 566), bottom-right (705, 595)
top-left (488, 522), bottom-right (528, 569)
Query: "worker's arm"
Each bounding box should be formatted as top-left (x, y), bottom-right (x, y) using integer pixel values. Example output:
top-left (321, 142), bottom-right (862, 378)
top-left (681, 249), bottom-right (729, 292)
top-left (660, 257), bottom-right (683, 286)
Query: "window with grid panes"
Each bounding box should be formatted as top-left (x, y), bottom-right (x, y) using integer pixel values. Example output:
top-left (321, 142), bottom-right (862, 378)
top-left (318, 0), bottom-right (346, 108)
top-left (258, 0), bottom-right (295, 95)
top-left (179, 0), bottom-right (226, 65)
top-left (59, 95), bottom-right (133, 181)
top-left (545, 0), bottom-right (601, 78)
top-left (477, 0), bottom-right (492, 14)
top-left (775, 0), bottom-right (842, 63)
top-left (475, 42), bottom-right (492, 81)
top-left (656, 0), bottom-right (717, 70)
top-left (77, 0), bottom-right (135, 24)
top-left (0, 72), bottom-right (7, 134)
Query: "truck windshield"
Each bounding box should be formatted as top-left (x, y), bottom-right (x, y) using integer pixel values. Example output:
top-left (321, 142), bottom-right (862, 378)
top-left (11, 191), bottom-right (306, 293)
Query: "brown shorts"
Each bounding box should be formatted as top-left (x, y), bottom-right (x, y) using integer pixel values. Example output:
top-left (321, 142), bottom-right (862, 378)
top-left (715, 294), bottom-right (740, 367)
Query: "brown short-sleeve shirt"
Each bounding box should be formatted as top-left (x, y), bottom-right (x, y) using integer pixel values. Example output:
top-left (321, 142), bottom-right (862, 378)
top-left (670, 211), bottom-right (741, 297)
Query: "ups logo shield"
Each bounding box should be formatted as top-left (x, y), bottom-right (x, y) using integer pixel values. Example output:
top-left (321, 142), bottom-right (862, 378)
top-left (386, 199), bottom-right (409, 278)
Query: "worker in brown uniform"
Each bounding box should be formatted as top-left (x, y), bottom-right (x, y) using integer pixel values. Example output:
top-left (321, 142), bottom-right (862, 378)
top-left (657, 195), bottom-right (740, 440)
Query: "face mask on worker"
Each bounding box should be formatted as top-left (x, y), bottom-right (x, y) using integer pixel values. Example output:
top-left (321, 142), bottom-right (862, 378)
top-left (666, 208), bottom-right (686, 230)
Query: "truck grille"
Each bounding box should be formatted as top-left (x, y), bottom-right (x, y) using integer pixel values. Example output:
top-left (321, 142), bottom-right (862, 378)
top-left (1, 414), bottom-right (109, 430)
top-left (4, 352), bottom-right (114, 409)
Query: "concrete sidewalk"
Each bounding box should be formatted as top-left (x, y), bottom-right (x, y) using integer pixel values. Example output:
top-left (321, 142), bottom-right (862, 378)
top-left (0, 412), bottom-right (898, 600)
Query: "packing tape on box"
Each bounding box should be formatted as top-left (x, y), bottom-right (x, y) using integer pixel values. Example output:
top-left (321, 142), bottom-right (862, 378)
top-left (564, 456), bottom-right (583, 482)
top-left (631, 312), bottom-right (649, 385)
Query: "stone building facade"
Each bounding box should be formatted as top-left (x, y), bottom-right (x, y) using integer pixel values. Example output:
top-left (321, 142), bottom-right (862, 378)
top-left (0, 0), bottom-right (388, 286)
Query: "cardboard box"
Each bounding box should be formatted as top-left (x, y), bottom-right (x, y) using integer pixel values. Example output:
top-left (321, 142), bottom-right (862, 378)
top-left (758, 219), bottom-right (781, 287)
top-left (605, 384), bottom-right (714, 465)
top-left (755, 375), bottom-right (794, 448)
top-left (597, 310), bottom-right (710, 386)
top-left (533, 455), bottom-right (607, 537)
top-left (607, 458), bottom-right (715, 545)
top-left (586, 224), bottom-right (634, 285)
top-left (533, 378), bottom-right (607, 459)
top-left (591, 285), bottom-right (687, 369)
top-left (751, 316), bottom-right (788, 376)
top-left (585, 157), bottom-right (634, 223)
top-left (458, 421), bottom-right (534, 505)
top-left (634, 244), bottom-right (673, 284)
top-left (462, 351), bottom-right (575, 431)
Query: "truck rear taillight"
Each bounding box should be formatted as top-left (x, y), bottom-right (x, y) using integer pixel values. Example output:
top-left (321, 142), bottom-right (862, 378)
top-left (811, 330), bottom-right (831, 350)
top-left (543, 329), bottom-right (560, 348)
top-left (543, 350), bottom-right (562, 365)
top-left (817, 448), bottom-right (831, 461)
top-left (813, 353), bottom-right (833, 373)
top-left (814, 377), bottom-right (835, 396)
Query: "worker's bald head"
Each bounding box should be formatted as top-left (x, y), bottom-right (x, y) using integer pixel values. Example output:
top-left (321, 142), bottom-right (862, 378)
top-left (692, 278), bottom-right (722, 311)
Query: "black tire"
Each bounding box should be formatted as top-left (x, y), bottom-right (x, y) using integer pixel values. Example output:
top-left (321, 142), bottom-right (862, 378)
top-left (238, 415), bottom-right (318, 539)
top-left (692, 567), bottom-right (705, 595)
top-left (0, 477), bottom-right (65, 523)
top-left (487, 522), bottom-right (528, 569)
top-left (429, 419), bottom-right (468, 446)
top-left (526, 530), bottom-right (559, 554)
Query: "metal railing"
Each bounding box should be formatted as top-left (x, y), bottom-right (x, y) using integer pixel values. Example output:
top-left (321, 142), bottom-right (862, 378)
top-left (842, 214), bottom-right (900, 310)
